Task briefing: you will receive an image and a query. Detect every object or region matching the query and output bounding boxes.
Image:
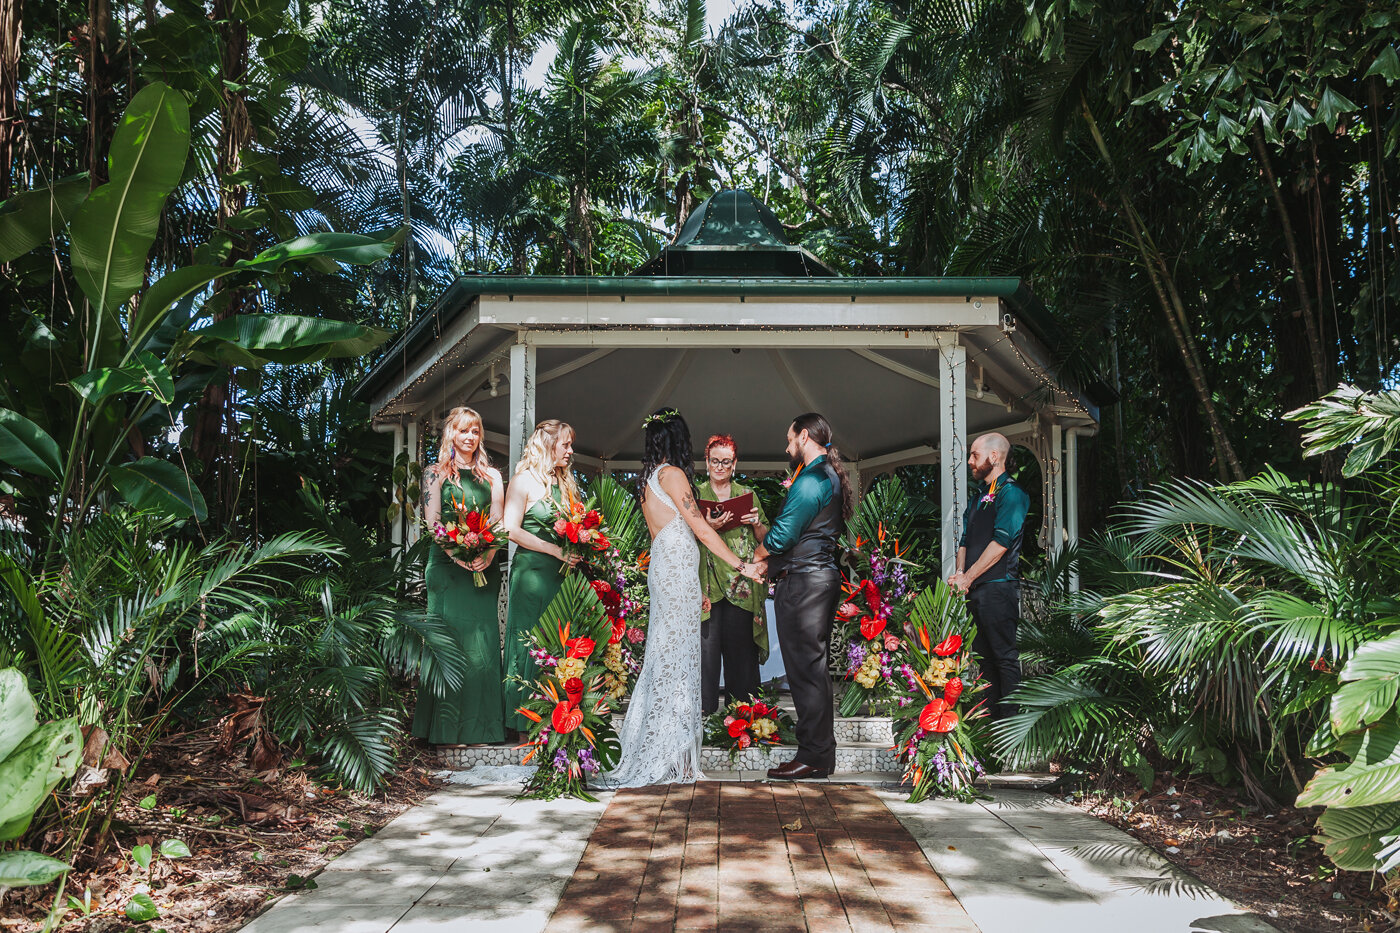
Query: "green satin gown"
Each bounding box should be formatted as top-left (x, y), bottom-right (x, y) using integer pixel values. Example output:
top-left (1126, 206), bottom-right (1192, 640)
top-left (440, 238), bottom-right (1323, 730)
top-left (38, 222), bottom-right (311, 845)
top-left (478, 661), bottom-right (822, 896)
top-left (412, 472), bottom-right (506, 744)
top-left (502, 485), bottom-right (565, 732)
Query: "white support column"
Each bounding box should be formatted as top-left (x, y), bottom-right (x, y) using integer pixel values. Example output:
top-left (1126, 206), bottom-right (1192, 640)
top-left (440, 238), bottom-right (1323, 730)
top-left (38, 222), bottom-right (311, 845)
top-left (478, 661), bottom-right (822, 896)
top-left (1049, 422), bottom-right (1064, 556)
top-left (405, 419), bottom-right (422, 546)
top-left (936, 334), bottom-right (968, 580)
top-left (850, 460), bottom-right (863, 504)
top-left (1066, 427), bottom-right (1081, 592)
top-left (373, 423), bottom-right (406, 551)
top-left (508, 340), bottom-right (537, 475)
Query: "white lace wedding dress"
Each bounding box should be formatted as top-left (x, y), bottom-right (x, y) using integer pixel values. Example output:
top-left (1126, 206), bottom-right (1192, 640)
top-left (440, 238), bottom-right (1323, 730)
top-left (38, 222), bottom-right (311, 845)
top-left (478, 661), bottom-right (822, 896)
top-left (599, 468), bottom-right (704, 787)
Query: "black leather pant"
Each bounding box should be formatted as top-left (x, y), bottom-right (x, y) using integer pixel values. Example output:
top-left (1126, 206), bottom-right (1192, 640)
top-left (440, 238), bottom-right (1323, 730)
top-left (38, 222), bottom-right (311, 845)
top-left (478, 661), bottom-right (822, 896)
top-left (701, 598), bottom-right (761, 715)
top-left (774, 568), bottom-right (841, 769)
top-left (968, 581), bottom-right (1022, 719)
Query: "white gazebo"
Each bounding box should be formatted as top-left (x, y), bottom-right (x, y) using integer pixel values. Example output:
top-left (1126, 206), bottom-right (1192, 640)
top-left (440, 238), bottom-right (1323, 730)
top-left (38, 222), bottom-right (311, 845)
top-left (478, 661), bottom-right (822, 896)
top-left (355, 191), bottom-right (1103, 578)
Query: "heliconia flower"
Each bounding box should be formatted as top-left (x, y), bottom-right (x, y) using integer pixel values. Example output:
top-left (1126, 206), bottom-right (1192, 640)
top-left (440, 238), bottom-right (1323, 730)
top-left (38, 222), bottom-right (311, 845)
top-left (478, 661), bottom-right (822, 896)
top-left (551, 701), bottom-right (583, 734)
top-left (565, 636), bottom-right (595, 659)
top-left (933, 634), bottom-right (962, 657)
top-left (944, 677), bottom-right (964, 704)
top-left (836, 601), bottom-right (861, 620)
top-left (859, 615), bottom-right (887, 641)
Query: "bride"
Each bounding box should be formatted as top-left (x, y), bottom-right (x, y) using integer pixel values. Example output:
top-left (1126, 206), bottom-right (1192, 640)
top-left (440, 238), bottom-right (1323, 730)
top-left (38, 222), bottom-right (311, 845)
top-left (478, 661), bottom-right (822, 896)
top-left (601, 409), bottom-right (764, 788)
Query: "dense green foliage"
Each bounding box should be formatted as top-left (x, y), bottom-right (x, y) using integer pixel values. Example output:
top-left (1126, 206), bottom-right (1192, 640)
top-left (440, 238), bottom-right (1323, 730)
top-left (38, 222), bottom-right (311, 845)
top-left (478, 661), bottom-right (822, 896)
top-left (0, 0), bottom-right (1396, 885)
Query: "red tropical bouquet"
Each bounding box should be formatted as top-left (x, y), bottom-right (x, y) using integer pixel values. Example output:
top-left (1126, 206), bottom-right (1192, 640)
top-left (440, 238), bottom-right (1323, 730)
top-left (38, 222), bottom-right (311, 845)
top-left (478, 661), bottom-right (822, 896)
top-left (704, 695), bottom-right (797, 762)
top-left (552, 498), bottom-right (613, 574)
top-left (429, 497), bottom-right (507, 587)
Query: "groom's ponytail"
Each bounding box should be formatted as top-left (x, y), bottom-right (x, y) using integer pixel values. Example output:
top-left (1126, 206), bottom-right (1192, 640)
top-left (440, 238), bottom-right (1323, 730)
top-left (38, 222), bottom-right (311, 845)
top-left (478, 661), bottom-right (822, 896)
top-left (791, 413), bottom-right (855, 522)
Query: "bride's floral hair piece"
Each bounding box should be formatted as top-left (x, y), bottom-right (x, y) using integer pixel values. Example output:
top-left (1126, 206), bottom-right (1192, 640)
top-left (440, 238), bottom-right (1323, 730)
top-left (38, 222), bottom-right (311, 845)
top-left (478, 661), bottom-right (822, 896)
top-left (642, 408), bottom-right (680, 428)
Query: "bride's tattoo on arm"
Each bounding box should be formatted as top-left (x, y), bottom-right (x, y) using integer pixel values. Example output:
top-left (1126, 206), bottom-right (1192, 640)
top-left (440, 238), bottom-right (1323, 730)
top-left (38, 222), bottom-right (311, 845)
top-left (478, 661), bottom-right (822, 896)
top-left (681, 494), bottom-right (701, 516)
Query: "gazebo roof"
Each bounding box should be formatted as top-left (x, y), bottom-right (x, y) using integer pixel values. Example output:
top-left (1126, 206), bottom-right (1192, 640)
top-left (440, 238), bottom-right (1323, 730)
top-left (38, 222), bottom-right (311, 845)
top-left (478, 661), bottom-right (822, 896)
top-left (629, 189), bottom-right (838, 277)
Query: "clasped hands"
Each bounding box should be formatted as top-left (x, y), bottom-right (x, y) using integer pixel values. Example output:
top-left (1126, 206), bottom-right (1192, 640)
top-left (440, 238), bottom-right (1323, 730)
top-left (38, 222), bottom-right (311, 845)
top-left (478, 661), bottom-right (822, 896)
top-left (455, 552), bottom-right (497, 573)
top-left (946, 571), bottom-right (971, 594)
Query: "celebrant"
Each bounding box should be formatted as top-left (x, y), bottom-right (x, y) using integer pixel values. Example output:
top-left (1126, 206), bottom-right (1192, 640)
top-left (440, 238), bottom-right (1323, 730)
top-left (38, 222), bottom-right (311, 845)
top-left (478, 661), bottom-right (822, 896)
top-left (696, 433), bottom-right (770, 714)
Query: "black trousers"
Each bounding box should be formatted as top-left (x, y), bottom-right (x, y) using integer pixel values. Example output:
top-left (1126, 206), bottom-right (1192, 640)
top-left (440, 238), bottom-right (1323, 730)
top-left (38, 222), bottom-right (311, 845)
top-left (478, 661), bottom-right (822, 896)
top-left (701, 598), bottom-right (762, 714)
top-left (968, 581), bottom-right (1022, 720)
top-left (774, 568), bottom-right (841, 770)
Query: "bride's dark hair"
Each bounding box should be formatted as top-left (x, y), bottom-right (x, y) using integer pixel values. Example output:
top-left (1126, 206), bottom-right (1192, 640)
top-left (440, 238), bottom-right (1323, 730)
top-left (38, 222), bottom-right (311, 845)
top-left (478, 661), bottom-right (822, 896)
top-left (639, 408), bottom-right (694, 502)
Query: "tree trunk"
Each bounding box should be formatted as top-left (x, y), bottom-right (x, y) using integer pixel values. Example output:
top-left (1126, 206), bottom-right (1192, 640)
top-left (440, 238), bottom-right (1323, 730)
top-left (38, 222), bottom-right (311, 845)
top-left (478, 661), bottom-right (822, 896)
top-left (0, 0), bottom-right (22, 201)
top-left (1250, 127), bottom-right (1327, 396)
top-left (192, 0), bottom-right (252, 518)
top-left (1081, 99), bottom-right (1245, 482)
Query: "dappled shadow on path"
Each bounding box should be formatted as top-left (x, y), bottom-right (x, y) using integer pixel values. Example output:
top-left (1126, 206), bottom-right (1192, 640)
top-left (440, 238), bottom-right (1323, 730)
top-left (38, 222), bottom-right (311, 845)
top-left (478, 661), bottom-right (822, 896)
top-left (545, 782), bottom-right (978, 932)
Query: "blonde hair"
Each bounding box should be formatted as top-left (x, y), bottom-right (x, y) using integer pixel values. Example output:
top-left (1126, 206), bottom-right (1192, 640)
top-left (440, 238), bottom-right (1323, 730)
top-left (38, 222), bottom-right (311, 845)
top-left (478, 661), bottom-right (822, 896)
top-left (515, 419), bottom-right (580, 507)
top-left (435, 407), bottom-right (492, 486)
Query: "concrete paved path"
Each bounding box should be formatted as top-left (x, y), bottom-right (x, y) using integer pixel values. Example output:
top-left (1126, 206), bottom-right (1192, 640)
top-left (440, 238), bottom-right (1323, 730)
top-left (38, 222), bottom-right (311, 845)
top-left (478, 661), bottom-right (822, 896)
top-left (237, 780), bottom-right (1279, 933)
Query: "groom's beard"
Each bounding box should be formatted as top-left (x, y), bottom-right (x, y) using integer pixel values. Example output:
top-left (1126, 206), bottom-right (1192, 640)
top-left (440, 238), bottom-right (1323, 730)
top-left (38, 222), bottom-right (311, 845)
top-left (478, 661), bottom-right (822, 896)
top-left (789, 452), bottom-right (803, 473)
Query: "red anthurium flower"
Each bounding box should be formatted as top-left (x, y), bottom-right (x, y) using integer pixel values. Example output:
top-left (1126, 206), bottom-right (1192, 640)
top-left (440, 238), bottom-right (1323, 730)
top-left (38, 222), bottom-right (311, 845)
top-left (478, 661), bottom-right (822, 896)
top-left (564, 677), bottom-right (584, 708)
top-left (482, 531), bottom-right (494, 544)
top-left (859, 616), bottom-right (887, 641)
top-left (944, 678), bottom-right (964, 704)
top-left (565, 636), bottom-right (596, 659)
top-left (918, 698), bottom-right (959, 733)
top-left (860, 579), bottom-right (883, 615)
top-left (610, 618), bottom-right (626, 644)
top-left (933, 634), bottom-right (962, 657)
top-left (836, 601), bottom-right (861, 620)
top-left (727, 719), bottom-right (750, 738)
top-left (552, 701), bottom-right (584, 734)
top-left (447, 527), bottom-right (461, 542)
top-left (564, 523), bottom-right (581, 544)
top-left (593, 534), bottom-right (611, 551)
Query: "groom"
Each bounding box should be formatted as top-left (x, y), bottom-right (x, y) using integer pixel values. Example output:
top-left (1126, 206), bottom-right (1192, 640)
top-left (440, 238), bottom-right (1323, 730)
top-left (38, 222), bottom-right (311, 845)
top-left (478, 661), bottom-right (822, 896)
top-left (753, 413), bottom-right (852, 780)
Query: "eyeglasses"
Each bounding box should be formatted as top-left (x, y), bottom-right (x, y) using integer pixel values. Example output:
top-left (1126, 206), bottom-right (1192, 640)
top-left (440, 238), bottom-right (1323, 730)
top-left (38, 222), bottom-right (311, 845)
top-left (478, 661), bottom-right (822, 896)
top-left (707, 458), bottom-right (736, 468)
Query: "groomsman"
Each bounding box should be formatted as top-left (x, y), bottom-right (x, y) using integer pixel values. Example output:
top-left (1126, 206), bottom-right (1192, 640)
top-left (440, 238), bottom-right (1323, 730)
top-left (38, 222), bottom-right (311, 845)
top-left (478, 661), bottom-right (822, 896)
top-left (948, 433), bottom-right (1030, 720)
top-left (753, 413), bottom-right (854, 780)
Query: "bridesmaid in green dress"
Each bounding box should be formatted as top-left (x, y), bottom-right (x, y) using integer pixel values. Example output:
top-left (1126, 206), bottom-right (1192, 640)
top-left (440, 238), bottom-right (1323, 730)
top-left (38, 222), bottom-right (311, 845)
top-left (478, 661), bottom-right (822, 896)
top-left (502, 419), bottom-right (584, 734)
top-left (412, 407), bottom-right (507, 746)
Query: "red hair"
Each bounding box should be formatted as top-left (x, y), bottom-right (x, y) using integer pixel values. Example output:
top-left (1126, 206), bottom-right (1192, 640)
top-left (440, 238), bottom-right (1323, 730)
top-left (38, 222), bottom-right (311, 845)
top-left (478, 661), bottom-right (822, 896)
top-left (705, 434), bottom-right (737, 458)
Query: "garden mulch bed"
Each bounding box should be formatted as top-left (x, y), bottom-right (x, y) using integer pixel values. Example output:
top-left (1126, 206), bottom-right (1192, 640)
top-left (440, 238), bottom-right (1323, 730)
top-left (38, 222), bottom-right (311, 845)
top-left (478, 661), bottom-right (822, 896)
top-left (1064, 769), bottom-right (1393, 933)
top-left (1, 731), bottom-right (446, 933)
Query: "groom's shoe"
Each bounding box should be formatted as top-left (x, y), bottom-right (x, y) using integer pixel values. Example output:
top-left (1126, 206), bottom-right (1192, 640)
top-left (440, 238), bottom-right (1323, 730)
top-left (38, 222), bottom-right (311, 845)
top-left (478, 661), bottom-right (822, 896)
top-left (767, 759), bottom-right (830, 781)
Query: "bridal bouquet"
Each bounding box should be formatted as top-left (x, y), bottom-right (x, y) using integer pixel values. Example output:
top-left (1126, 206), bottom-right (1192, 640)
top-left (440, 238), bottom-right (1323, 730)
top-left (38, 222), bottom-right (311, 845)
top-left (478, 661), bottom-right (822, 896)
top-left (553, 499), bottom-right (613, 573)
top-left (889, 583), bottom-right (989, 803)
top-left (516, 574), bottom-right (622, 800)
top-left (428, 499), bottom-right (506, 586)
top-left (704, 696), bottom-right (796, 762)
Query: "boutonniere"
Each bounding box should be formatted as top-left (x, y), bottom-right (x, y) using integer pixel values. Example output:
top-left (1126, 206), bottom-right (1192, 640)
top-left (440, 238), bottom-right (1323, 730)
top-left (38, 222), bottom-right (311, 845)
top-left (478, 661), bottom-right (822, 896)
top-left (781, 462), bottom-right (804, 490)
top-left (980, 478), bottom-right (999, 505)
